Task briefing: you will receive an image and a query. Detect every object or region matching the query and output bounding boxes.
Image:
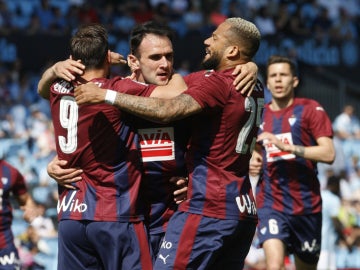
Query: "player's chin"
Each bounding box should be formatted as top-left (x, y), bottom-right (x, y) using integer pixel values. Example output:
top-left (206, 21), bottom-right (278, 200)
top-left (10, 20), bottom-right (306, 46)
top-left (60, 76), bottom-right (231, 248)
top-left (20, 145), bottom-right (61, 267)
top-left (156, 77), bottom-right (170, 85)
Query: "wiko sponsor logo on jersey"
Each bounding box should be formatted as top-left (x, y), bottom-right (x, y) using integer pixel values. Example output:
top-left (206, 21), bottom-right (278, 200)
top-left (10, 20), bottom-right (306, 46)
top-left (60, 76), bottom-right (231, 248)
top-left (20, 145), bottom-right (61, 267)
top-left (138, 127), bottom-right (175, 162)
top-left (236, 193), bottom-right (257, 215)
top-left (0, 251), bottom-right (19, 269)
top-left (57, 191), bottom-right (88, 213)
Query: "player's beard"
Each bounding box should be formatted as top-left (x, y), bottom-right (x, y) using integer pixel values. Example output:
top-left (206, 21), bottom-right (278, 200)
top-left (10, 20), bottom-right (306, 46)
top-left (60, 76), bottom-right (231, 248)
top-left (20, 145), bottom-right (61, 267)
top-left (201, 51), bottom-right (221, 70)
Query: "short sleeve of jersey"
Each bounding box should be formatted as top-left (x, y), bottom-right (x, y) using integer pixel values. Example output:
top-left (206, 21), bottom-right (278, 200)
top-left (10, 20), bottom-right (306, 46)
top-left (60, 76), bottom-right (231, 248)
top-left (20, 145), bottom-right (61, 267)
top-left (1, 161), bottom-right (27, 197)
top-left (183, 70), bottom-right (230, 109)
top-left (304, 99), bottom-right (333, 139)
top-left (106, 77), bottom-right (156, 97)
top-left (12, 170), bottom-right (27, 197)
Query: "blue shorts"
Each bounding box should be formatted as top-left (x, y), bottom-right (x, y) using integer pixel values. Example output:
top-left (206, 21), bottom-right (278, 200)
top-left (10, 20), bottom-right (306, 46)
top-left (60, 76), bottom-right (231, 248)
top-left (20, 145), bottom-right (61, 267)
top-left (150, 232), bottom-right (165, 260)
top-left (0, 243), bottom-right (20, 269)
top-left (154, 211), bottom-right (256, 270)
top-left (58, 220), bottom-right (153, 270)
top-left (257, 208), bottom-right (322, 264)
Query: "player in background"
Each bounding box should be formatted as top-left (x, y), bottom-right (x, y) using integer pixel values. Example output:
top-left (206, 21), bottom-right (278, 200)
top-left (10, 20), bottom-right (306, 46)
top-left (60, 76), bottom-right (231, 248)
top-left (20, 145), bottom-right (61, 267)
top-left (0, 154), bottom-right (39, 269)
top-left (74, 17), bottom-right (264, 270)
top-left (41, 20), bottom-right (259, 259)
top-left (254, 55), bottom-right (335, 270)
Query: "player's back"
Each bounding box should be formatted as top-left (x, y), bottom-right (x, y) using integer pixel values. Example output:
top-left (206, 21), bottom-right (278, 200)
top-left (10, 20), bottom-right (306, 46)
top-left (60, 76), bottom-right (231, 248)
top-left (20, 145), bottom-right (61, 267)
top-left (49, 77), bottom-right (144, 222)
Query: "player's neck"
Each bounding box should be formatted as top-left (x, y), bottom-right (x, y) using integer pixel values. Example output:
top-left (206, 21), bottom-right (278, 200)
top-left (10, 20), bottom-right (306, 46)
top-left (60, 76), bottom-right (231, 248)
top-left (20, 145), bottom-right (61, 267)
top-left (81, 69), bottom-right (109, 82)
top-left (270, 97), bottom-right (294, 111)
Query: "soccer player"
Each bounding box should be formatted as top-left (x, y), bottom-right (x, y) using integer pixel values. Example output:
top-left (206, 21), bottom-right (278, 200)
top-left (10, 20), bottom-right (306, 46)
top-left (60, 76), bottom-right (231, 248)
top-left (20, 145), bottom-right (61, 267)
top-left (254, 55), bottom-right (335, 270)
top-left (0, 156), bottom-right (39, 269)
top-left (37, 23), bottom-right (168, 270)
top-left (41, 20), bottom-right (259, 259)
top-left (74, 17), bottom-right (264, 270)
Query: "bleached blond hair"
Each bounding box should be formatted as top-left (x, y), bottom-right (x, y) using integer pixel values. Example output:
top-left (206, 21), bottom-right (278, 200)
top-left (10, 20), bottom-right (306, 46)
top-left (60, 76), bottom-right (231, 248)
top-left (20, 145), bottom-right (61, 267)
top-left (225, 17), bottom-right (261, 60)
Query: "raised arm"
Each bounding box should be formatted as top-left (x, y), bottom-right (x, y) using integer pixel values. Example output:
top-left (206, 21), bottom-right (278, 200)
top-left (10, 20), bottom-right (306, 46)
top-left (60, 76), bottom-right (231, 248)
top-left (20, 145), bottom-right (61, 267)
top-left (37, 58), bottom-right (85, 99)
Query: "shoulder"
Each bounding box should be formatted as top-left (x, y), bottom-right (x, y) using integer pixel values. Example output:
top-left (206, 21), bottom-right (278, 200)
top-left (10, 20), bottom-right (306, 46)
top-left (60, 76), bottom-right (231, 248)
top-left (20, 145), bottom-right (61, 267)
top-left (295, 98), bottom-right (327, 113)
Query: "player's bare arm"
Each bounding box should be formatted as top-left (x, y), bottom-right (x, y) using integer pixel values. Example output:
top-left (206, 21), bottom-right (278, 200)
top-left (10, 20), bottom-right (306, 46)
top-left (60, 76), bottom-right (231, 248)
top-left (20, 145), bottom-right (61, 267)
top-left (113, 92), bottom-right (201, 123)
top-left (232, 61), bottom-right (258, 95)
top-left (149, 73), bottom-right (188, 98)
top-left (37, 58), bottom-right (85, 99)
top-left (47, 155), bottom-right (83, 190)
top-left (17, 193), bottom-right (40, 222)
top-left (258, 132), bottom-right (335, 164)
top-left (249, 147), bottom-right (263, 177)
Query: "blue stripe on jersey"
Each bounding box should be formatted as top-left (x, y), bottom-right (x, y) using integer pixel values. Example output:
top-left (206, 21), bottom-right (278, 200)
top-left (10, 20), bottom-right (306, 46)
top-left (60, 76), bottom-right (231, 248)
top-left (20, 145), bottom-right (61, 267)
top-left (188, 164), bottom-right (208, 212)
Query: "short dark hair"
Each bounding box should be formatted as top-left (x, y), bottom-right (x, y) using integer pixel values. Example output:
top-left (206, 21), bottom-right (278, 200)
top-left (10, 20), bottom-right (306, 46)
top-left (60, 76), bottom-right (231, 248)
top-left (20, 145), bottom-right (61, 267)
top-left (129, 21), bottom-right (174, 57)
top-left (266, 55), bottom-right (298, 77)
top-left (70, 23), bottom-right (108, 69)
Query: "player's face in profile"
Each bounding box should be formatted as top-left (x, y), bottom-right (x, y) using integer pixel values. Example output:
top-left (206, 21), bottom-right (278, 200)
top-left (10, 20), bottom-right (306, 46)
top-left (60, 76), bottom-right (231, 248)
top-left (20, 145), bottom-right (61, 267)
top-left (266, 62), bottom-right (299, 100)
top-left (137, 34), bottom-right (174, 86)
top-left (202, 22), bottom-right (230, 70)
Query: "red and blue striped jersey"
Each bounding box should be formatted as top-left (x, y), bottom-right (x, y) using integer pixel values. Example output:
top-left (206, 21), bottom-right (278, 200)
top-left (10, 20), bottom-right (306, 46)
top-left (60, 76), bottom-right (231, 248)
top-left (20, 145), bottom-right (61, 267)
top-left (256, 98), bottom-right (333, 215)
top-left (132, 88), bottom-right (190, 234)
top-left (136, 119), bottom-right (190, 234)
top-left (50, 77), bottom-right (156, 222)
top-left (0, 160), bottom-right (27, 248)
top-left (178, 69), bottom-right (264, 222)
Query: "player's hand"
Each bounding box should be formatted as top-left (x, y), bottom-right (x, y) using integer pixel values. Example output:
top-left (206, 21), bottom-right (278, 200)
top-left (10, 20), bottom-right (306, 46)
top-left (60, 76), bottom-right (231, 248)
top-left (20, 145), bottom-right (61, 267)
top-left (257, 132), bottom-right (287, 151)
top-left (110, 51), bottom-right (127, 65)
top-left (249, 150), bottom-right (262, 177)
top-left (53, 58), bottom-right (85, 81)
top-left (232, 61), bottom-right (258, 96)
top-left (74, 83), bottom-right (107, 105)
top-left (47, 155), bottom-right (82, 190)
top-left (170, 177), bottom-right (188, 204)
top-left (21, 203), bottom-right (41, 223)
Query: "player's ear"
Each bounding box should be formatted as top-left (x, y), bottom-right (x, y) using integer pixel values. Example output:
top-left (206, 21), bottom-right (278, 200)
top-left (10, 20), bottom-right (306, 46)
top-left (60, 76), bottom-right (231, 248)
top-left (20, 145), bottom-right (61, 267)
top-left (293, 76), bottom-right (299, 88)
top-left (227, 45), bottom-right (240, 58)
top-left (127, 54), bottom-right (140, 72)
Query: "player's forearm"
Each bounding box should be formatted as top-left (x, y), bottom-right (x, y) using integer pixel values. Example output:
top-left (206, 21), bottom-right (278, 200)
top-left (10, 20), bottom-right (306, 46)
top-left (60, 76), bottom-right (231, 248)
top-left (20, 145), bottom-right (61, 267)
top-left (110, 91), bottom-right (181, 123)
top-left (37, 65), bottom-right (57, 99)
top-left (281, 143), bottom-right (335, 164)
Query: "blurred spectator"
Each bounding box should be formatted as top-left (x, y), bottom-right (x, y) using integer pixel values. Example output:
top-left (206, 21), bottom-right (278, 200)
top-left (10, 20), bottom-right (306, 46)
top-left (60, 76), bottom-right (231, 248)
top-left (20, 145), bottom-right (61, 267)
top-left (35, 0), bottom-right (56, 32)
top-left (183, 1), bottom-right (204, 35)
top-left (131, 0), bottom-right (153, 23)
top-left (77, 2), bottom-right (99, 24)
top-left (152, 2), bottom-right (171, 25)
top-left (113, 3), bottom-right (136, 36)
top-left (332, 104), bottom-right (360, 162)
top-left (331, 7), bottom-right (358, 41)
top-left (288, 5), bottom-right (312, 37)
top-left (0, 0), bottom-right (12, 34)
top-left (253, 6), bottom-right (276, 37)
top-left (312, 6), bottom-right (333, 42)
top-left (318, 175), bottom-right (352, 270)
top-left (300, 0), bottom-right (320, 29)
top-left (30, 203), bottom-right (57, 238)
top-left (274, 2), bottom-right (292, 36)
top-left (317, 0), bottom-right (341, 20)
